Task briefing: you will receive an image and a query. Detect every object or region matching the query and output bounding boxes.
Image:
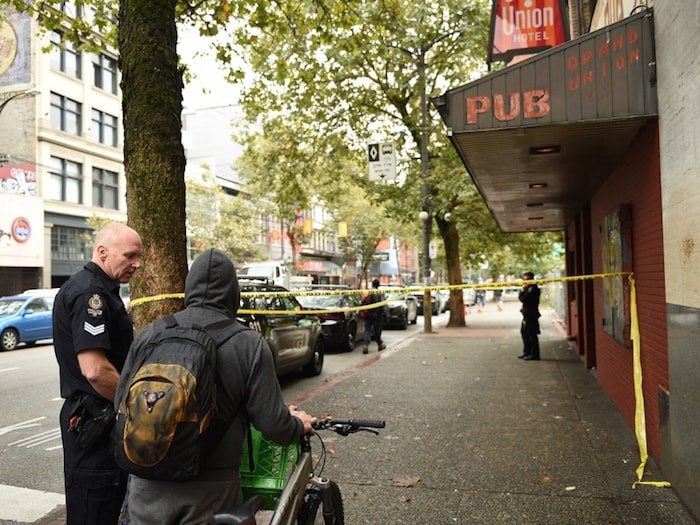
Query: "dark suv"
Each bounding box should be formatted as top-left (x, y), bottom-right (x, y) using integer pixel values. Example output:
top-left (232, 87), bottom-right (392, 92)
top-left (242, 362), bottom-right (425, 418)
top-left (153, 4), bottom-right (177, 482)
top-left (236, 278), bottom-right (325, 377)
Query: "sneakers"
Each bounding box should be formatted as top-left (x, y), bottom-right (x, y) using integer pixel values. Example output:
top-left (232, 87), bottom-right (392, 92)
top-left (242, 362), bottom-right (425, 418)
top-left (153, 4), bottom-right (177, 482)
top-left (362, 345), bottom-right (369, 354)
top-left (378, 342), bottom-right (386, 351)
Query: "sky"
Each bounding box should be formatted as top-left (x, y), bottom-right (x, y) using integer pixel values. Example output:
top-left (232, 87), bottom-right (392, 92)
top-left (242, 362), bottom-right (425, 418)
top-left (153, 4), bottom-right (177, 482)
top-left (178, 24), bottom-right (243, 111)
top-left (178, 25), bottom-right (245, 188)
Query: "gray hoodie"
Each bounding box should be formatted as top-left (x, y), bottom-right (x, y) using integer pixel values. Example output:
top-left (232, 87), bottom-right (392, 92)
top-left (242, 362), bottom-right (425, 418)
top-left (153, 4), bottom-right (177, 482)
top-left (122, 249), bottom-right (303, 522)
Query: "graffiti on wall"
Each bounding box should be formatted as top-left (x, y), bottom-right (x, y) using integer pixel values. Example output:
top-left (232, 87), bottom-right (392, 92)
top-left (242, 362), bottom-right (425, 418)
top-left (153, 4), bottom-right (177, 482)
top-left (601, 204), bottom-right (632, 345)
top-left (0, 11), bottom-right (31, 85)
top-left (0, 162), bottom-right (37, 195)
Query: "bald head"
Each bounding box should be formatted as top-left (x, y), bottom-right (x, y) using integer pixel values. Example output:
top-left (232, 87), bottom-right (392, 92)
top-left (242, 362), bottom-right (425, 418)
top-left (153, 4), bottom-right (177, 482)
top-left (92, 222), bottom-right (143, 283)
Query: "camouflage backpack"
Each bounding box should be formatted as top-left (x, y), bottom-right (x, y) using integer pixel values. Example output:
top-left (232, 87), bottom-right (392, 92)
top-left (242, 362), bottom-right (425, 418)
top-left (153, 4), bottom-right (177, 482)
top-left (114, 315), bottom-right (245, 481)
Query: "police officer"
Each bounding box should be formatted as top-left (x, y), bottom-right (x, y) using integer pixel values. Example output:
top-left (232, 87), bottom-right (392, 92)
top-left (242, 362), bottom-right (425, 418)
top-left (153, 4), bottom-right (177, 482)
top-left (53, 222), bottom-right (143, 524)
top-left (518, 271), bottom-right (541, 361)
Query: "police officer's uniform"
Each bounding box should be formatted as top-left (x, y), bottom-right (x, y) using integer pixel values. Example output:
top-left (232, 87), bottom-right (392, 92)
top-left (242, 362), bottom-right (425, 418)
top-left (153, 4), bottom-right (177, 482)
top-left (53, 261), bottom-right (134, 524)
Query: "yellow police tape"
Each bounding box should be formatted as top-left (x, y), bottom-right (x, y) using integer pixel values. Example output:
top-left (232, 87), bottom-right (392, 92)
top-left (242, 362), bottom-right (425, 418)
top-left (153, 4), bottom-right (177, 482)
top-left (129, 271), bottom-right (669, 489)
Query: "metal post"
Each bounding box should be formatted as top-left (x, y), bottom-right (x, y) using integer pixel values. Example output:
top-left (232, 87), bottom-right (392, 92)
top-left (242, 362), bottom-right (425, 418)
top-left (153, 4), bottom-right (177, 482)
top-left (418, 48), bottom-right (432, 334)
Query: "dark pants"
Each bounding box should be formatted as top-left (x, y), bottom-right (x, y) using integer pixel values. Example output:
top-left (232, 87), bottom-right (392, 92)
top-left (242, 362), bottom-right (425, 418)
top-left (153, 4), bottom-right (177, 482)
top-left (60, 400), bottom-right (127, 525)
top-left (521, 318), bottom-right (540, 359)
top-left (364, 316), bottom-right (383, 344)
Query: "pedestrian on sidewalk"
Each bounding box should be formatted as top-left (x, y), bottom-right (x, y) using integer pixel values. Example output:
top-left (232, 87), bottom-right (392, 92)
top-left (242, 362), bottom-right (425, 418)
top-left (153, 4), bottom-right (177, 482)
top-left (518, 271), bottom-right (541, 361)
top-left (362, 278), bottom-right (386, 354)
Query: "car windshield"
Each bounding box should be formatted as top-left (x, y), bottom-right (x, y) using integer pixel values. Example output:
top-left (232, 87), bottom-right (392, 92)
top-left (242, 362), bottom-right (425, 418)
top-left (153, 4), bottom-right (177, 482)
top-left (297, 295), bottom-right (342, 308)
top-left (0, 299), bottom-right (24, 315)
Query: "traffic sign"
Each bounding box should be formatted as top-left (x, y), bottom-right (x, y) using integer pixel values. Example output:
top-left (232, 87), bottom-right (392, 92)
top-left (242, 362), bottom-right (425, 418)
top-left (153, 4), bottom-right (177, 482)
top-left (429, 241), bottom-right (437, 259)
top-left (367, 142), bottom-right (396, 181)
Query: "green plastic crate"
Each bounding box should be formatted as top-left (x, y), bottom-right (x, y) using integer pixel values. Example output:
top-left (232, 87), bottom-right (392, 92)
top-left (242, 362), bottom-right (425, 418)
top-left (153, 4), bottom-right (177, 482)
top-left (240, 427), bottom-right (298, 510)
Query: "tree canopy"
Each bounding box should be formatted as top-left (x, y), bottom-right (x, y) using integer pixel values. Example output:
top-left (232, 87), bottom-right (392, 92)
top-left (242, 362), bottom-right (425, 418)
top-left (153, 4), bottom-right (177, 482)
top-left (5, 0), bottom-right (564, 327)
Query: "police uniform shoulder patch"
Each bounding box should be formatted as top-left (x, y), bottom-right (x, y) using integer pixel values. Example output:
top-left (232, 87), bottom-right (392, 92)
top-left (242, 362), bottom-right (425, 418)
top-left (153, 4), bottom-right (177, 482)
top-left (87, 293), bottom-right (105, 317)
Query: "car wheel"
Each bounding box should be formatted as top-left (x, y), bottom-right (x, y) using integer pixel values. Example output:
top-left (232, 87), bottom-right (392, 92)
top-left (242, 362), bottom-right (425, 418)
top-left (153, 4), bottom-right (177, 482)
top-left (345, 323), bottom-right (357, 352)
top-left (303, 337), bottom-right (324, 377)
top-left (1, 328), bottom-right (19, 351)
top-left (400, 312), bottom-right (408, 330)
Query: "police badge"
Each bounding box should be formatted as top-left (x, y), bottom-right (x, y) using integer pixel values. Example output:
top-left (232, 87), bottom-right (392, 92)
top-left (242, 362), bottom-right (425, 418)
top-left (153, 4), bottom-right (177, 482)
top-left (87, 293), bottom-right (105, 317)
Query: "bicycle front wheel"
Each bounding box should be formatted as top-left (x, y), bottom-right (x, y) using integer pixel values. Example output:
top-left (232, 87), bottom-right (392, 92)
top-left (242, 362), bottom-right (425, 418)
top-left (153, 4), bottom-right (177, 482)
top-left (297, 481), bottom-right (344, 525)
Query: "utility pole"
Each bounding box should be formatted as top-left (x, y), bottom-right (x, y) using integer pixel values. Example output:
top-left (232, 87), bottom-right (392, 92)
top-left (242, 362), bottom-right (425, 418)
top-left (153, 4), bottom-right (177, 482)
top-left (418, 48), bottom-right (433, 334)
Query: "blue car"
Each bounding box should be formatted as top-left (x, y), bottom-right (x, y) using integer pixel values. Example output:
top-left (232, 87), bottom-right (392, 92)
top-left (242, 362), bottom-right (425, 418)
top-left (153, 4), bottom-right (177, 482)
top-left (0, 293), bottom-right (55, 351)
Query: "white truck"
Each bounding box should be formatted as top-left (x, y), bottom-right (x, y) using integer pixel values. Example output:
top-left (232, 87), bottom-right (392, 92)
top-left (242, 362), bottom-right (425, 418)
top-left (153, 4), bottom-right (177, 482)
top-left (238, 260), bottom-right (312, 290)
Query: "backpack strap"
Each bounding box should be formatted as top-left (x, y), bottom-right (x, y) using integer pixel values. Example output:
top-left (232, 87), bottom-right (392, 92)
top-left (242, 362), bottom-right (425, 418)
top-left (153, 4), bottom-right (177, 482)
top-left (163, 314), bottom-right (179, 329)
top-left (201, 317), bottom-right (256, 470)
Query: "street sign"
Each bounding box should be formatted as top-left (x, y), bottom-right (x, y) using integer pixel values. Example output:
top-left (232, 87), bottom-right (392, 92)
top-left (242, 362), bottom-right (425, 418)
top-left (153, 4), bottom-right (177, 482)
top-left (367, 142), bottom-right (396, 181)
top-left (429, 241), bottom-right (437, 259)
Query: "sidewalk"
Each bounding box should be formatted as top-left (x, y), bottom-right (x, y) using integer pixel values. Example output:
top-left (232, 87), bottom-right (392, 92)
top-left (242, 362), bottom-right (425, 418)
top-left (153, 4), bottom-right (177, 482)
top-left (295, 300), bottom-right (697, 524)
top-left (36, 300), bottom-right (697, 524)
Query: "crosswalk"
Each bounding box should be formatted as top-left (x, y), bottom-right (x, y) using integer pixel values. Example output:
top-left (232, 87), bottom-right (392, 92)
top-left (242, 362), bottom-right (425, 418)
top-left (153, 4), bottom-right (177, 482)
top-left (8, 427), bottom-right (62, 451)
top-left (0, 417), bottom-right (64, 523)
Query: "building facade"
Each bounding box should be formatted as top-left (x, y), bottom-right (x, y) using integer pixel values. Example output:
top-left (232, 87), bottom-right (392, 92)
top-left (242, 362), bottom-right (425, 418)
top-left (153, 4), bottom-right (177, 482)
top-left (0, 6), bottom-right (126, 296)
top-left (437, 0), bottom-right (700, 519)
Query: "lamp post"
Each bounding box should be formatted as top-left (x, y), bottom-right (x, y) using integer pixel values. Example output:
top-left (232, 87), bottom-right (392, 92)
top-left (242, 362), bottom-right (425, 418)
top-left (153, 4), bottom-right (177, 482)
top-left (417, 47), bottom-right (433, 334)
top-left (0, 88), bottom-right (41, 118)
top-left (0, 88), bottom-right (40, 168)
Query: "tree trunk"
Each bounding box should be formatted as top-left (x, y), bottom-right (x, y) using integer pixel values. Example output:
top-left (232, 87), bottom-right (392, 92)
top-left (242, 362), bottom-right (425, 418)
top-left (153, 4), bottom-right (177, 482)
top-left (119, 0), bottom-right (187, 330)
top-left (436, 216), bottom-right (465, 327)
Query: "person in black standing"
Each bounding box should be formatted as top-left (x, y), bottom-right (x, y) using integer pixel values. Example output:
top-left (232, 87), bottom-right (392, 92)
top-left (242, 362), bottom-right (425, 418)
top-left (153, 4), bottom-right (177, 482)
top-left (362, 278), bottom-right (386, 354)
top-left (53, 222), bottom-right (143, 524)
top-left (518, 271), bottom-right (541, 361)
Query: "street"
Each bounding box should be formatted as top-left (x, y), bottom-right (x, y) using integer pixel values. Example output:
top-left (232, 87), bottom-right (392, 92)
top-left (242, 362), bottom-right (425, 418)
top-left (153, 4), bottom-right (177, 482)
top-left (0, 312), bottom-right (437, 524)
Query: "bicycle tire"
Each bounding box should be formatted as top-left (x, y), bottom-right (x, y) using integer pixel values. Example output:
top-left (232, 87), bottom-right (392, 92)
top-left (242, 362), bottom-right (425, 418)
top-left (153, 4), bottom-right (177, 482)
top-left (297, 481), bottom-right (344, 525)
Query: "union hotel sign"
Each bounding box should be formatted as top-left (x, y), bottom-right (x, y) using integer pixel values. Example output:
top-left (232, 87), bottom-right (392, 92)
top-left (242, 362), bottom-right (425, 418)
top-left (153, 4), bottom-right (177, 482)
top-left (438, 11), bottom-right (657, 132)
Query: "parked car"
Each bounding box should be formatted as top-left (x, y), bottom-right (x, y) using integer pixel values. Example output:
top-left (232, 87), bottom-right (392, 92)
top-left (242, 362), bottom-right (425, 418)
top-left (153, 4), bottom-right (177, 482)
top-left (379, 287), bottom-right (418, 329)
top-left (411, 290), bottom-right (441, 316)
top-left (0, 292), bottom-right (55, 351)
top-left (297, 288), bottom-right (364, 352)
top-left (236, 278), bottom-right (325, 377)
top-left (436, 290), bottom-right (450, 312)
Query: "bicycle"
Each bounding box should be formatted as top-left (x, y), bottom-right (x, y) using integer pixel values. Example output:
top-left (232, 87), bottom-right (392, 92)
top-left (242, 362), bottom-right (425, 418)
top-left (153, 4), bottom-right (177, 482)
top-left (212, 418), bottom-right (386, 525)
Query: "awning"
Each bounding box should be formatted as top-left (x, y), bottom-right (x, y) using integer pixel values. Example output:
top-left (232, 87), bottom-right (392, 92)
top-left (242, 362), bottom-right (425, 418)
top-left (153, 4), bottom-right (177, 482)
top-left (295, 259), bottom-right (342, 275)
top-left (434, 9), bottom-right (657, 232)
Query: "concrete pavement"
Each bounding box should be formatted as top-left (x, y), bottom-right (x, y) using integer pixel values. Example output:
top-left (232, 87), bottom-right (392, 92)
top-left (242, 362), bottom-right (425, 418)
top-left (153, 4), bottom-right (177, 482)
top-left (33, 300), bottom-right (697, 524)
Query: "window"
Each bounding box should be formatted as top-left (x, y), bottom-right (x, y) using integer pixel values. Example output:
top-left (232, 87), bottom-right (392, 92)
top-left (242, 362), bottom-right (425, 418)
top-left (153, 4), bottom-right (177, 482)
top-left (49, 156), bottom-right (82, 204)
top-left (50, 92), bottom-right (82, 135)
top-left (91, 109), bottom-right (118, 146)
top-left (26, 298), bottom-right (50, 313)
top-left (92, 167), bottom-right (119, 209)
top-left (51, 226), bottom-right (91, 261)
top-left (59, 1), bottom-right (83, 18)
top-left (50, 31), bottom-right (81, 78)
top-left (93, 53), bottom-right (118, 94)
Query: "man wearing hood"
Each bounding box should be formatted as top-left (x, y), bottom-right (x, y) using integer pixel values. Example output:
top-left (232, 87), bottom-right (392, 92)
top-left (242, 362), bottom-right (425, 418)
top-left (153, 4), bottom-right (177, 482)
top-left (122, 248), bottom-right (317, 524)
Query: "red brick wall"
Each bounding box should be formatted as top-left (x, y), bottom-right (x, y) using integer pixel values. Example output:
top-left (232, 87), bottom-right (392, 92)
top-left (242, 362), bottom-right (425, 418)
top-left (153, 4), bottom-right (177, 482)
top-left (588, 122), bottom-right (667, 460)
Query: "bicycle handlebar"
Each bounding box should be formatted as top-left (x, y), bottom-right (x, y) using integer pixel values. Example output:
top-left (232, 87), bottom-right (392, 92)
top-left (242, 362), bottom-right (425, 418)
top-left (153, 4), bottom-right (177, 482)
top-left (313, 418), bottom-right (386, 435)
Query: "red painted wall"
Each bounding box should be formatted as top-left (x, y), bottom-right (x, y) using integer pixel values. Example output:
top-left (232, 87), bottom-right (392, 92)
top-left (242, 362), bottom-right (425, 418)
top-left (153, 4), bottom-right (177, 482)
top-left (586, 122), bottom-right (667, 460)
